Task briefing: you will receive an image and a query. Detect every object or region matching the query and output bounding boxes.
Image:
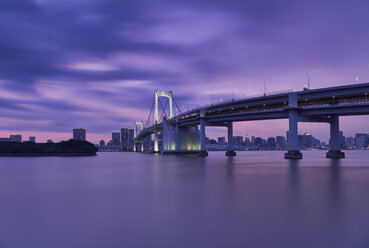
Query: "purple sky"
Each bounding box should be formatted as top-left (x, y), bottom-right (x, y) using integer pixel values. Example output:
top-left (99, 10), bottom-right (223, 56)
top-left (0, 0), bottom-right (368, 143)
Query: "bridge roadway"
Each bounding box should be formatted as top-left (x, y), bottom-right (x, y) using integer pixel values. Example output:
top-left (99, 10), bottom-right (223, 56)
top-left (135, 82), bottom-right (369, 158)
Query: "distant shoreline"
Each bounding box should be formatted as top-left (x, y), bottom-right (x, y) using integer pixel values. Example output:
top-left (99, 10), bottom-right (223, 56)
top-left (0, 140), bottom-right (98, 157)
top-left (0, 153), bottom-right (97, 157)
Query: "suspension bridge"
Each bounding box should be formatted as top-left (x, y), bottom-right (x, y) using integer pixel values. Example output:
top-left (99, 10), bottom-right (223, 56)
top-left (133, 83), bottom-right (369, 159)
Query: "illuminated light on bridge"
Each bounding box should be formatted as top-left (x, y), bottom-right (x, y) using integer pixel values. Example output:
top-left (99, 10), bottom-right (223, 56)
top-left (134, 83), bottom-right (369, 159)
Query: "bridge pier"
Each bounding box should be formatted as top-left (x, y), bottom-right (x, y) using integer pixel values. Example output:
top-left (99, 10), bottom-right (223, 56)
top-left (199, 110), bottom-right (208, 156)
top-left (154, 125), bottom-right (159, 153)
top-left (326, 116), bottom-right (345, 158)
top-left (285, 93), bottom-right (302, 159)
top-left (226, 122), bottom-right (236, 156)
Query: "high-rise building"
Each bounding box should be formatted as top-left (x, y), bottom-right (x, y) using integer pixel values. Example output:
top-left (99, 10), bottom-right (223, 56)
top-left (232, 136), bottom-right (243, 146)
top-left (254, 137), bottom-right (263, 147)
top-left (339, 131), bottom-right (346, 149)
top-left (99, 140), bottom-right (105, 146)
top-left (286, 131), bottom-right (291, 147)
top-left (128, 129), bottom-right (134, 149)
top-left (345, 137), bottom-right (355, 149)
top-left (121, 128), bottom-right (129, 147)
top-left (267, 137), bottom-right (276, 149)
top-left (276, 136), bottom-right (286, 149)
top-left (302, 133), bottom-right (313, 148)
top-left (29, 136), bottom-right (36, 142)
top-left (112, 132), bottom-right (121, 145)
top-left (10, 135), bottom-right (22, 142)
top-left (355, 133), bottom-right (368, 149)
top-left (73, 128), bottom-right (86, 141)
top-left (244, 137), bottom-right (251, 146)
top-left (218, 137), bottom-right (226, 145)
top-left (47, 139), bottom-right (53, 143)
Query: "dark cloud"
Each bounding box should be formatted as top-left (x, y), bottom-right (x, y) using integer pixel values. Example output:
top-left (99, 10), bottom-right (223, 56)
top-left (0, 0), bottom-right (368, 141)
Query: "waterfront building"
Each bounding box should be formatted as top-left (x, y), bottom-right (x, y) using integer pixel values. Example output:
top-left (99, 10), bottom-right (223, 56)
top-left (345, 137), bottom-right (355, 149)
top-left (267, 137), bottom-right (276, 149)
top-left (73, 128), bottom-right (86, 141)
top-left (218, 137), bottom-right (226, 145)
top-left (254, 137), bottom-right (263, 147)
top-left (302, 133), bottom-right (313, 149)
top-left (10, 135), bottom-right (22, 142)
top-left (121, 128), bottom-right (129, 147)
top-left (112, 132), bottom-right (121, 145)
top-left (276, 136), bottom-right (286, 150)
top-left (244, 137), bottom-right (251, 146)
top-left (232, 136), bottom-right (243, 146)
top-left (355, 133), bottom-right (368, 149)
top-left (128, 129), bottom-right (134, 150)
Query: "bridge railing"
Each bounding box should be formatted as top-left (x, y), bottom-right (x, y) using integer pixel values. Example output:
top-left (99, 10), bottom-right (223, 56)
top-left (172, 89), bottom-right (293, 119)
top-left (301, 97), bottom-right (369, 109)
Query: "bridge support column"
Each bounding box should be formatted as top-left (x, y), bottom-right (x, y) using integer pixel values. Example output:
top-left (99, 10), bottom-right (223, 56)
top-left (285, 93), bottom-right (302, 159)
top-left (326, 116), bottom-right (345, 158)
top-left (199, 110), bottom-right (208, 156)
top-left (226, 122), bottom-right (236, 156)
top-left (154, 124), bottom-right (159, 153)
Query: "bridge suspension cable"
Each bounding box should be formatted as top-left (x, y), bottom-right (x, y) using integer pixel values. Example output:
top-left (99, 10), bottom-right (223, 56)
top-left (172, 96), bottom-right (182, 115)
top-left (158, 97), bottom-right (169, 122)
top-left (144, 99), bottom-right (155, 129)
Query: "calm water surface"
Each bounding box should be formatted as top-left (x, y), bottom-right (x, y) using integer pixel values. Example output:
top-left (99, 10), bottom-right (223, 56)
top-left (1, 151), bottom-right (369, 248)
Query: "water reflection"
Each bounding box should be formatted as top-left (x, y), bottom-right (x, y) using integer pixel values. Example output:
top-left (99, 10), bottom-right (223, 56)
top-left (0, 152), bottom-right (368, 248)
top-left (287, 159), bottom-right (300, 211)
top-left (328, 158), bottom-right (343, 213)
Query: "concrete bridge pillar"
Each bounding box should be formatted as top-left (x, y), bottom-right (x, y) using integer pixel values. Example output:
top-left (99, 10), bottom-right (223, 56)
top-left (285, 93), bottom-right (302, 159)
top-left (154, 123), bottom-right (159, 153)
top-left (326, 116), bottom-right (345, 158)
top-left (226, 122), bottom-right (236, 156)
top-left (199, 109), bottom-right (208, 156)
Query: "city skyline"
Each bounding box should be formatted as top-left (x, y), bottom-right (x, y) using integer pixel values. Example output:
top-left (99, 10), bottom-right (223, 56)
top-left (0, 0), bottom-right (368, 143)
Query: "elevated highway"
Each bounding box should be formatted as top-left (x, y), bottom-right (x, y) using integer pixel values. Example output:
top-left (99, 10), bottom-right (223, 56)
top-left (134, 83), bottom-right (369, 159)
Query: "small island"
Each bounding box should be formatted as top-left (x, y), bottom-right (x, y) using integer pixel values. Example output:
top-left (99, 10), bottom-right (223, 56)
top-left (0, 139), bottom-right (98, 156)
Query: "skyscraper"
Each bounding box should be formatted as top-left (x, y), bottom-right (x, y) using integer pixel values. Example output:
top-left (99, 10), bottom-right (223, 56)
top-left (276, 136), bottom-right (286, 149)
top-left (121, 128), bottom-right (129, 147)
top-left (29, 136), bottom-right (36, 142)
top-left (73, 128), bottom-right (86, 141)
top-left (232, 136), bottom-right (243, 146)
top-left (244, 137), bottom-right (250, 146)
top-left (267, 137), bottom-right (276, 149)
top-left (112, 132), bottom-right (121, 145)
top-left (218, 137), bottom-right (226, 145)
top-left (128, 129), bottom-right (134, 150)
top-left (355, 133), bottom-right (368, 149)
top-left (345, 137), bottom-right (355, 148)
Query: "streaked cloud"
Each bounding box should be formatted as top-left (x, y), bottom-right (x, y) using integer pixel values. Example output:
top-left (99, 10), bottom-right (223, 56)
top-left (0, 0), bottom-right (368, 142)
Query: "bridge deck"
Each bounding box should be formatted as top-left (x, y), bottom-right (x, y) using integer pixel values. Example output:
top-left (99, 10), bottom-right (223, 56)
top-left (136, 83), bottom-right (369, 140)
